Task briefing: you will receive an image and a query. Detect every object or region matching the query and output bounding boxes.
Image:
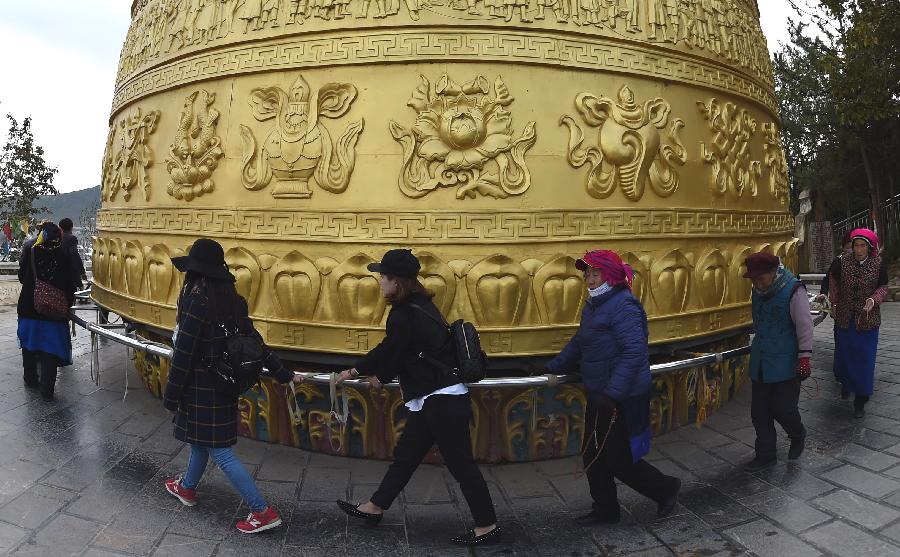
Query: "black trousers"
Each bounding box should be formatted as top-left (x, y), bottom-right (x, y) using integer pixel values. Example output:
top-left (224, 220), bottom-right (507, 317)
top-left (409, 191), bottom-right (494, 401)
top-left (582, 399), bottom-right (676, 517)
top-left (22, 349), bottom-right (59, 397)
top-left (371, 394), bottom-right (497, 527)
top-left (750, 378), bottom-right (805, 460)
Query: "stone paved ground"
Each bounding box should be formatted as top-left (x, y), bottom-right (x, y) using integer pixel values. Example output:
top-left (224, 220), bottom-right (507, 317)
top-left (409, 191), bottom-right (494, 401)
top-left (5, 304), bottom-right (900, 556)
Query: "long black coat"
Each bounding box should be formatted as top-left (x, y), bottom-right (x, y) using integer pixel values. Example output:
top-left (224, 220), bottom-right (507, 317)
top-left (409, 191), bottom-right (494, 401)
top-left (162, 289), bottom-right (292, 447)
top-left (18, 240), bottom-right (77, 322)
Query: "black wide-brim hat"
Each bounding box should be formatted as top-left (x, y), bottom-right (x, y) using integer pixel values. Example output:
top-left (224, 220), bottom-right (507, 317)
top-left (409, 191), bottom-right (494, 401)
top-left (171, 238), bottom-right (235, 282)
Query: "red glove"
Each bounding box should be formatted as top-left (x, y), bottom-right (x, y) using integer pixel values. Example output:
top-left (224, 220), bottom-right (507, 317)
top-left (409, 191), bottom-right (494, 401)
top-left (796, 356), bottom-right (811, 381)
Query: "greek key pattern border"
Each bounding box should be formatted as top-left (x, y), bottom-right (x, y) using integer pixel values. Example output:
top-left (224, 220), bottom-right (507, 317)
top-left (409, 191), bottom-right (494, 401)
top-left (111, 31), bottom-right (777, 115)
top-left (97, 208), bottom-right (794, 243)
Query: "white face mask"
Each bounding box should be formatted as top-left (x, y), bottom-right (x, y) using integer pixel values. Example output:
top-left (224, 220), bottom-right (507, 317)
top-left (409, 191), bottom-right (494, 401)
top-left (588, 283), bottom-right (611, 298)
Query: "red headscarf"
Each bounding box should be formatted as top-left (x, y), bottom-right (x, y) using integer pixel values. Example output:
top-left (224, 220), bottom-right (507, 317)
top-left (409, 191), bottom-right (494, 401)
top-left (849, 228), bottom-right (879, 252)
top-left (575, 250), bottom-right (634, 288)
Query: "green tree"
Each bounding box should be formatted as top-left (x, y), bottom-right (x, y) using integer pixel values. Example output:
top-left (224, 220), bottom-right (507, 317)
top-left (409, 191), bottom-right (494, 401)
top-left (0, 114), bottom-right (58, 223)
top-left (775, 0), bottom-right (900, 231)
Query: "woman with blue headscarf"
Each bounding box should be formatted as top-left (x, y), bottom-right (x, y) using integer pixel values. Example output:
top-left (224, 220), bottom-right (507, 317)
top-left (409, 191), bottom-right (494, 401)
top-left (17, 221), bottom-right (77, 401)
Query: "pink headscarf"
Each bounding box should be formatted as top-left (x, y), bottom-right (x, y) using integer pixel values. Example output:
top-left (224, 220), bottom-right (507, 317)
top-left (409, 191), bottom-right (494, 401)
top-left (849, 228), bottom-right (879, 252)
top-left (575, 250), bottom-right (634, 288)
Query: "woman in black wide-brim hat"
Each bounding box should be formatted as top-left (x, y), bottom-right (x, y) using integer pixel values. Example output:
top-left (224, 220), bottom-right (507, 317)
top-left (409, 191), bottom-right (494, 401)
top-left (334, 248), bottom-right (500, 547)
top-left (162, 238), bottom-right (303, 534)
top-left (17, 221), bottom-right (78, 402)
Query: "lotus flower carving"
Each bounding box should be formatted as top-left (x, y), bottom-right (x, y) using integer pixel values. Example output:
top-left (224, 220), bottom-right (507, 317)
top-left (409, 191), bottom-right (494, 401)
top-left (390, 74), bottom-right (536, 199)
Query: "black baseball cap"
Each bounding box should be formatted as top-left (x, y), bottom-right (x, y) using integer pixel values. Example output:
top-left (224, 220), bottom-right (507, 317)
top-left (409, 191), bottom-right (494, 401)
top-left (367, 249), bottom-right (420, 279)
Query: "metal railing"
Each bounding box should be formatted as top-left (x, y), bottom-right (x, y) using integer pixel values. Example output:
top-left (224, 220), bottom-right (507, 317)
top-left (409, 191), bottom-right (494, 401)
top-left (70, 300), bottom-right (753, 389)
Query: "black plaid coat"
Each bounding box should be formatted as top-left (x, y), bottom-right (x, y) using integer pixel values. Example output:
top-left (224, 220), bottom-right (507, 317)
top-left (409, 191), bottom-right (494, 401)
top-left (162, 290), bottom-right (292, 447)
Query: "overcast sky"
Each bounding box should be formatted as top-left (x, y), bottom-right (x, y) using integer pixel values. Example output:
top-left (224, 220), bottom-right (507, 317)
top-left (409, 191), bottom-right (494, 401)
top-left (0, 0), bottom-right (802, 194)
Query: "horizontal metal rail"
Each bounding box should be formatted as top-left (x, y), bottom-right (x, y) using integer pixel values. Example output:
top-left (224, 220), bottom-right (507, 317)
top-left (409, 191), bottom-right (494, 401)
top-left (70, 303), bottom-right (753, 389)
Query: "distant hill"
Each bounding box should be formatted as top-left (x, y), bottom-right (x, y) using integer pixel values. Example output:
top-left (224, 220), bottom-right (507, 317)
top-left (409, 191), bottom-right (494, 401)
top-left (34, 186), bottom-right (101, 223)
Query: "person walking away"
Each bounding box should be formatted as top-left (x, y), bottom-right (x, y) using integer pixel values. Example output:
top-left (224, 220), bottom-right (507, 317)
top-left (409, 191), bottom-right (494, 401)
top-left (334, 249), bottom-right (500, 546)
top-left (829, 228), bottom-right (887, 418)
top-left (17, 222), bottom-right (77, 402)
top-left (162, 238), bottom-right (304, 533)
top-left (536, 249), bottom-right (681, 525)
top-left (58, 218), bottom-right (87, 291)
top-left (742, 252), bottom-right (813, 472)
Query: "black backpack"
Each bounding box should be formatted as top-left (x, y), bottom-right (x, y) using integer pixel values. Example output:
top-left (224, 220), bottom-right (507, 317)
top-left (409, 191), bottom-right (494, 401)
top-left (410, 304), bottom-right (487, 383)
top-left (209, 322), bottom-right (266, 399)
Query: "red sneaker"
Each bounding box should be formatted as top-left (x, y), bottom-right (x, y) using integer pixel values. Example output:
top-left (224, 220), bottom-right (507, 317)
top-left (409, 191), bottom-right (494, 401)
top-left (236, 507), bottom-right (282, 534)
top-left (164, 476), bottom-right (197, 507)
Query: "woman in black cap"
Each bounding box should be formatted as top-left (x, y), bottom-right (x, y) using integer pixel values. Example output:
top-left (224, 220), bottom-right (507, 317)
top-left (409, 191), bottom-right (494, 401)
top-left (17, 221), bottom-right (78, 401)
top-left (334, 248), bottom-right (500, 546)
top-left (161, 238), bottom-right (303, 534)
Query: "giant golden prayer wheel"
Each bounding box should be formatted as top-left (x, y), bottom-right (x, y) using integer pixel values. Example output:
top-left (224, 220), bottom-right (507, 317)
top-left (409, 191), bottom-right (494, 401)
top-left (96, 0), bottom-right (793, 460)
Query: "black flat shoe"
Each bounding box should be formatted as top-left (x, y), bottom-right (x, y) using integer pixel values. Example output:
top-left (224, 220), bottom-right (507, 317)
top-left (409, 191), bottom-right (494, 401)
top-left (575, 510), bottom-right (620, 526)
top-left (657, 477), bottom-right (682, 518)
top-left (854, 408), bottom-right (866, 419)
top-left (744, 456), bottom-right (776, 473)
top-left (788, 436), bottom-right (805, 460)
top-left (336, 500), bottom-right (382, 528)
top-left (451, 526), bottom-right (501, 546)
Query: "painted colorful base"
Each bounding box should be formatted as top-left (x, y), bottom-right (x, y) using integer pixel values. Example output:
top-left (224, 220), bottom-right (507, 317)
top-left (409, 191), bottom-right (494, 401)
top-left (134, 328), bottom-right (748, 463)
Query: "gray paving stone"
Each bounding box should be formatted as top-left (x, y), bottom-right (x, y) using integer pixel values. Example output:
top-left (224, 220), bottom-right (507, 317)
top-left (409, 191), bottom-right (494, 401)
top-left (803, 520), bottom-right (900, 557)
top-left (655, 441), bottom-right (726, 471)
top-left (820, 464), bottom-right (900, 499)
top-left (0, 484), bottom-right (78, 529)
top-left (649, 512), bottom-right (743, 555)
top-left (725, 519), bottom-right (822, 557)
top-left (839, 443), bottom-right (900, 471)
top-left (11, 513), bottom-right (103, 557)
top-left (812, 489), bottom-right (900, 530)
top-left (739, 490), bottom-right (830, 533)
top-left (492, 464), bottom-right (555, 499)
top-left (754, 466), bottom-right (836, 500)
top-left (92, 502), bottom-right (177, 554)
top-left (299, 467), bottom-right (350, 502)
top-left (592, 519), bottom-right (668, 555)
top-left (0, 520), bottom-right (29, 554)
top-left (65, 478), bottom-right (142, 522)
top-left (164, 493), bottom-right (240, 541)
top-left (678, 486), bottom-right (757, 529)
top-left (151, 533), bottom-right (217, 557)
top-left (285, 501), bottom-right (347, 550)
top-left (881, 521), bottom-right (900, 546)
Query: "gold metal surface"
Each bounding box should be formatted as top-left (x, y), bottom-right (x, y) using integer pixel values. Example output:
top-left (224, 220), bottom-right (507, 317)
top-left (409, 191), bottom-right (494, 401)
top-left (97, 0), bottom-right (793, 357)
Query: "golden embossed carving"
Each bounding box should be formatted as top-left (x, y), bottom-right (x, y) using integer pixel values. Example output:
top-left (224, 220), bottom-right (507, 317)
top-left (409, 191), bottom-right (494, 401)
top-left (762, 122), bottom-right (789, 207)
top-left (466, 255), bottom-right (529, 326)
top-left (96, 208), bottom-right (794, 241)
top-left (101, 108), bottom-right (159, 202)
top-left (650, 249), bottom-right (691, 315)
top-left (272, 251), bottom-right (321, 320)
top-left (225, 247), bottom-right (262, 313)
top-left (123, 240), bottom-right (146, 298)
top-left (111, 32), bottom-right (778, 116)
top-left (166, 90), bottom-right (224, 201)
top-left (697, 97), bottom-right (761, 197)
top-left (117, 0), bottom-right (773, 89)
top-left (241, 74), bottom-right (363, 198)
top-left (532, 256), bottom-right (585, 325)
top-left (694, 249), bottom-right (727, 308)
top-left (562, 85), bottom-right (686, 201)
top-left (390, 75), bottom-right (536, 199)
top-left (146, 244), bottom-right (176, 305)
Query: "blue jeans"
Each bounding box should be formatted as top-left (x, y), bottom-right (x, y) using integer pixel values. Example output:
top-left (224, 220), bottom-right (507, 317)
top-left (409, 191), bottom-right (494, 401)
top-left (182, 445), bottom-right (267, 512)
